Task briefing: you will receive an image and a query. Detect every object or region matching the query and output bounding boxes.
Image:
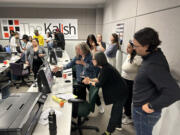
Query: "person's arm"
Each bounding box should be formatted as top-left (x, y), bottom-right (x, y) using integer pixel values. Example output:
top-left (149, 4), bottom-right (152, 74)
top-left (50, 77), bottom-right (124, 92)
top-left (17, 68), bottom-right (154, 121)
top-left (64, 57), bottom-right (77, 69)
top-left (46, 37), bottom-right (50, 43)
top-left (147, 64), bottom-right (180, 111)
top-left (105, 44), bottom-right (116, 56)
top-left (25, 47), bottom-right (31, 64)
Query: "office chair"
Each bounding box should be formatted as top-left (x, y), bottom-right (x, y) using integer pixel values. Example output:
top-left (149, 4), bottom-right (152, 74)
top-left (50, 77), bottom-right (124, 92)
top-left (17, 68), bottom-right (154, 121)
top-left (10, 63), bottom-right (33, 89)
top-left (69, 85), bottom-right (100, 135)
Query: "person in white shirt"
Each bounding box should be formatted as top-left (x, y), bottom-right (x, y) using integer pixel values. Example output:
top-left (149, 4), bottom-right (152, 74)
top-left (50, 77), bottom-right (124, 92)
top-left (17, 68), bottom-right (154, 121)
top-left (121, 40), bottom-right (142, 125)
top-left (9, 32), bottom-right (16, 53)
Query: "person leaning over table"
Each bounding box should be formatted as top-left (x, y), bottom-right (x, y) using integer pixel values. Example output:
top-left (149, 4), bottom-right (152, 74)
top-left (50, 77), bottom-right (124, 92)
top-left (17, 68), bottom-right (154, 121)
top-left (83, 51), bottom-right (128, 135)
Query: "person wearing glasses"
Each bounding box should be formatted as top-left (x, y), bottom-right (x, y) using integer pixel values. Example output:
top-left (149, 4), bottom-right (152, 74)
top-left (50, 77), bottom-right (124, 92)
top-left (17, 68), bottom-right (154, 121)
top-left (83, 51), bottom-right (128, 135)
top-left (132, 27), bottom-right (180, 135)
top-left (121, 41), bottom-right (142, 125)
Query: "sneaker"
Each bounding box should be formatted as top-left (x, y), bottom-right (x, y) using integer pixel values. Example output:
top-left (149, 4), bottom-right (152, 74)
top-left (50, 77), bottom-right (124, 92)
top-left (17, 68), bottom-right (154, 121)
top-left (33, 82), bottom-right (37, 87)
top-left (122, 116), bottom-right (133, 125)
top-left (116, 127), bottom-right (123, 131)
top-left (98, 105), bottom-right (105, 114)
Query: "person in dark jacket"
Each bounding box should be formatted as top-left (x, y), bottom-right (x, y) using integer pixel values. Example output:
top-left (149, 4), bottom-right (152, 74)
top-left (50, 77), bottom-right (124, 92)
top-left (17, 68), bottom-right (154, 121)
top-left (83, 51), bottom-right (128, 135)
top-left (54, 29), bottom-right (65, 50)
top-left (97, 33), bottom-right (106, 52)
top-left (132, 27), bottom-right (180, 135)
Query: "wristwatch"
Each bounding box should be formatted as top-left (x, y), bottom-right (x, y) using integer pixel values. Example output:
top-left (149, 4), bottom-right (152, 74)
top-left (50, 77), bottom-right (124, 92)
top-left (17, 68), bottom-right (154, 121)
top-left (148, 103), bottom-right (153, 110)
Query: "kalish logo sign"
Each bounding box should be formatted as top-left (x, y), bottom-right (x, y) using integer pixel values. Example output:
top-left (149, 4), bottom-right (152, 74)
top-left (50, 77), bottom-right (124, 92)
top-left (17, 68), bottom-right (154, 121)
top-left (44, 23), bottom-right (77, 35)
top-left (0, 19), bottom-right (78, 39)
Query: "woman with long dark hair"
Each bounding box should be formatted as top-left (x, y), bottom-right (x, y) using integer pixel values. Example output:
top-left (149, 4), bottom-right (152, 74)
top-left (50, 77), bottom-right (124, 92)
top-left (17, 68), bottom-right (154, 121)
top-left (83, 51), bottom-right (128, 135)
top-left (121, 40), bottom-right (142, 125)
top-left (86, 34), bottom-right (98, 54)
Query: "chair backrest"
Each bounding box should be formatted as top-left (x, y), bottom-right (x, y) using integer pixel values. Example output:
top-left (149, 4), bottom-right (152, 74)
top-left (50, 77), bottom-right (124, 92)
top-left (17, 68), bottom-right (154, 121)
top-left (88, 85), bottom-right (99, 113)
top-left (10, 63), bottom-right (23, 76)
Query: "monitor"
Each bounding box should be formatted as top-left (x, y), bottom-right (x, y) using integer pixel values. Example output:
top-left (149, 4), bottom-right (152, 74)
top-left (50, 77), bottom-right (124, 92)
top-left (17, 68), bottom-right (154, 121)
top-left (49, 48), bottom-right (57, 65)
top-left (37, 63), bottom-right (54, 94)
top-left (0, 52), bottom-right (11, 63)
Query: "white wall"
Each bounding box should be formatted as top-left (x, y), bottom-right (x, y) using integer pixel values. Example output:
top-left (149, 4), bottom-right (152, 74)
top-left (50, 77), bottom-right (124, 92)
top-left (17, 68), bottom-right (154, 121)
top-left (103, 0), bottom-right (180, 135)
top-left (0, 7), bottom-right (103, 58)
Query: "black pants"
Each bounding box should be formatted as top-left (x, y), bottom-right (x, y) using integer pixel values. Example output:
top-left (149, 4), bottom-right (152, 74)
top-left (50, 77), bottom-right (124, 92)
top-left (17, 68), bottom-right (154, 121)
top-left (123, 78), bottom-right (133, 118)
top-left (32, 59), bottom-right (43, 80)
top-left (107, 100), bottom-right (126, 133)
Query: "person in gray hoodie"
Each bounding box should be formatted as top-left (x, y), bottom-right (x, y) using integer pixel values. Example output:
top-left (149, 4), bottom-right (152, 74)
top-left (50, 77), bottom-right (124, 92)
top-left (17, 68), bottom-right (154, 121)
top-left (26, 38), bottom-right (47, 80)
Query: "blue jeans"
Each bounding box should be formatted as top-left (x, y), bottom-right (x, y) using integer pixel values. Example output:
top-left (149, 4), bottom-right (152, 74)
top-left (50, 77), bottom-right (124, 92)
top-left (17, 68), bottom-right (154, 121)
top-left (133, 106), bottom-right (161, 135)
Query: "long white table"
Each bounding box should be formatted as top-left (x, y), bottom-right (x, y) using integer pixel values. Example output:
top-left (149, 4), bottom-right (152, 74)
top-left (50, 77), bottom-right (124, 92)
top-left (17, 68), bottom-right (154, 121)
top-left (28, 51), bottom-right (73, 135)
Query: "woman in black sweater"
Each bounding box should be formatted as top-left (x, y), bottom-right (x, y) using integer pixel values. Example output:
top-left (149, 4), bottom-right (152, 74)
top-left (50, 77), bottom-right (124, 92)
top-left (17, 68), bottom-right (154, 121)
top-left (83, 51), bottom-right (128, 135)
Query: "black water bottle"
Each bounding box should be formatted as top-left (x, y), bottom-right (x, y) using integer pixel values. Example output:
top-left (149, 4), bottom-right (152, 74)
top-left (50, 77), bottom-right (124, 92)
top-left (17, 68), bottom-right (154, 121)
top-left (48, 109), bottom-right (57, 135)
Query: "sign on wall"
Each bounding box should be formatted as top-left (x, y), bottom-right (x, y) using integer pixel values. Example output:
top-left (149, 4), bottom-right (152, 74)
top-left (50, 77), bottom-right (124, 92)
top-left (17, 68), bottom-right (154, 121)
top-left (116, 23), bottom-right (124, 45)
top-left (0, 18), bottom-right (78, 39)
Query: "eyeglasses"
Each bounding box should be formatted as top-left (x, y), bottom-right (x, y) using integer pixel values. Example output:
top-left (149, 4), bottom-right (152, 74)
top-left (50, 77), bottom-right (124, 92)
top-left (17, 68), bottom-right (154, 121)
top-left (129, 40), bottom-right (134, 47)
top-left (129, 40), bottom-right (141, 48)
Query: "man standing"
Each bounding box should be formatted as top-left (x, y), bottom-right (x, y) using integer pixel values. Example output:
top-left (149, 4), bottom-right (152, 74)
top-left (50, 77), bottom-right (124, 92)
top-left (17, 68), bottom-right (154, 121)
top-left (54, 29), bottom-right (65, 50)
top-left (33, 30), bottom-right (44, 46)
top-left (132, 27), bottom-right (180, 135)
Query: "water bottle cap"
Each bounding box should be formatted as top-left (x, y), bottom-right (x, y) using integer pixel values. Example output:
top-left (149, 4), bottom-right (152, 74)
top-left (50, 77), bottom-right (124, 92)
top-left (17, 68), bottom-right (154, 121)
top-left (49, 109), bottom-right (55, 115)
